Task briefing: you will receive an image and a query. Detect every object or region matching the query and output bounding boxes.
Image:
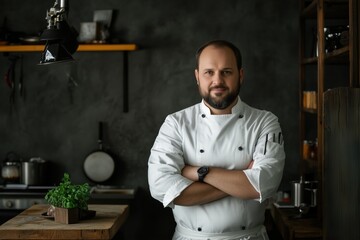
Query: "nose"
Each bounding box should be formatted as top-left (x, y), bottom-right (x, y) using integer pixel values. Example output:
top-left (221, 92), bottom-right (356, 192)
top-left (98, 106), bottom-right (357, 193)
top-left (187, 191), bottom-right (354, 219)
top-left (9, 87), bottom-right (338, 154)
top-left (212, 71), bottom-right (224, 85)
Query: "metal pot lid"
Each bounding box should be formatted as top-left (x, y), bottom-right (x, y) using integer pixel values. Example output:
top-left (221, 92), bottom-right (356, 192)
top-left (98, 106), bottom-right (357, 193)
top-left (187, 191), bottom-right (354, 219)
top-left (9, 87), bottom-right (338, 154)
top-left (29, 157), bottom-right (46, 163)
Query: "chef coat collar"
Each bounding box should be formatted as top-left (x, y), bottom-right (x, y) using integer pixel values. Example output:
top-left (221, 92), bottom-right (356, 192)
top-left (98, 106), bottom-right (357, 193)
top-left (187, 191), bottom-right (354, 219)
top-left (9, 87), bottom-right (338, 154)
top-left (200, 96), bottom-right (243, 115)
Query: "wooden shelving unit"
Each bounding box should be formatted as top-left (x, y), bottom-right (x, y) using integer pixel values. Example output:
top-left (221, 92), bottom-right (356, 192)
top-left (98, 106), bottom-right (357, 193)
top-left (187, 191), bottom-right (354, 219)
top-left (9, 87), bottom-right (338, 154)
top-left (299, 0), bottom-right (356, 224)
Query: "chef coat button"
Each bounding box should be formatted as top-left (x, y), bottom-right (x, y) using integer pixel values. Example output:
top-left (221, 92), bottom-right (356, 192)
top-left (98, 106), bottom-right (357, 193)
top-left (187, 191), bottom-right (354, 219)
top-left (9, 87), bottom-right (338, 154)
top-left (201, 114), bottom-right (206, 118)
top-left (200, 149), bottom-right (204, 153)
top-left (239, 114), bottom-right (244, 118)
top-left (241, 226), bottom-right (246, 230)
top-left (197, 227), bottom-right (202, 231)
top-left (238, 146), bottom-right (243, 151)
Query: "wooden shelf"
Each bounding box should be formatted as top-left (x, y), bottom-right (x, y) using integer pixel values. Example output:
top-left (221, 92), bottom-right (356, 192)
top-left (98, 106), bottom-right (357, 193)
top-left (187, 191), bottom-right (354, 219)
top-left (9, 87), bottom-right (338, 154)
top-left (302, 45), bottom-right (349, 64)
top-left (0, 43), bottom-right (138, 52)
top-left (303, 108), bottom-right (318, 114)
top-left (301, 0), bottom-right (317, 18)
top-left (301, 0), bottom-right (349, 19)
top-left (0, 43), bottom-right (138, 113)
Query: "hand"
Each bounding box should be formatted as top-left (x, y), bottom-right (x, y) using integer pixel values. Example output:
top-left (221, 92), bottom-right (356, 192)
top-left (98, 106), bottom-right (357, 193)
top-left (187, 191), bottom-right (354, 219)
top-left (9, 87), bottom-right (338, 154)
top-left (247, 160), bottom-right (254, 169)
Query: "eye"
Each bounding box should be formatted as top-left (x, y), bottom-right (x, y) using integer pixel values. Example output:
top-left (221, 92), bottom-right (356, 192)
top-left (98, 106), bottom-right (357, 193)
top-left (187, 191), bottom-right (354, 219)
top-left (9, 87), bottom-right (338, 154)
top-left (222, 70), bottom-right (232, 76)
top-left (204, 70), bottom-right (214, 76)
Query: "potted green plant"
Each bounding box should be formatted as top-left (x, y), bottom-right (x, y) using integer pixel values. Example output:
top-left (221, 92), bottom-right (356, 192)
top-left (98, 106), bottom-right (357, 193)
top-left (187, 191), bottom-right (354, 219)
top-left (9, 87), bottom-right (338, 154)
top-left (45, 173), bottom-right (91, 224)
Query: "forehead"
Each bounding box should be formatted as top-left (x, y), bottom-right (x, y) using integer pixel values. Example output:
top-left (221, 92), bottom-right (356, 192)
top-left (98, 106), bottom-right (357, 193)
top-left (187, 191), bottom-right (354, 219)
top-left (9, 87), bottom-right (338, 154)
top-left (198, 45), bottom-right (237, 69)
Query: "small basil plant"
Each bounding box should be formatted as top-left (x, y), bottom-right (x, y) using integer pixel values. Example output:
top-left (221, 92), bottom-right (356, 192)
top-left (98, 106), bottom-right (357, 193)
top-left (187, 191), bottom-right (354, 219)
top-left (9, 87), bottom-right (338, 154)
top-left (45, 173), bottom-right (90, 210)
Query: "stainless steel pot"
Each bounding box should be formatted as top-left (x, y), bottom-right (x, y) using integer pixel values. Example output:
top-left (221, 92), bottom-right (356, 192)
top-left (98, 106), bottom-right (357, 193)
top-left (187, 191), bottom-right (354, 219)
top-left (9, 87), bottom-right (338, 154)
top-left (21, 158), bottom-right (47, 186)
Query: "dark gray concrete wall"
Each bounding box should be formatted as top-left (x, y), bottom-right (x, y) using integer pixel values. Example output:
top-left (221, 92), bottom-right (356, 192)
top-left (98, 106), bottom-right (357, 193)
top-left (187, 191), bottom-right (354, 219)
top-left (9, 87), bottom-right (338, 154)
top-left (0, 0), bottom-right (299, 238)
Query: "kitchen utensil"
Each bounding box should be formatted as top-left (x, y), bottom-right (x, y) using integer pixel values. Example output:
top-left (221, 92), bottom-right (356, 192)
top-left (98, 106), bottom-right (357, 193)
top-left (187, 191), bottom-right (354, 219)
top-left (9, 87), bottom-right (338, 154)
top-left (305, 188), bottom-right (317, 207)
top-left (19, 36), bottom-right (41, 44)
top-left (1, 161), bottom-right (20, 183)
top-left (304, 180), bottom-right (318, 207)
top-left (21, 157), bottom-right (48, 185)
top-left (83, 122), bottom-right (115, 183)
top-left (1, 152), bottom-right (20, 183)
top-left (291, 176), bottom-right (304, 207)
top-left (4, 56), bottom-right (19, 105)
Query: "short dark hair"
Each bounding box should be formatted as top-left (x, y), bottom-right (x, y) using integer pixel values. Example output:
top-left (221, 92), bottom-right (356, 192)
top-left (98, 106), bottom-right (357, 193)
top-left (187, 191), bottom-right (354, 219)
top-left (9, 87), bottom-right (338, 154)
top-left (195, 40), bottom-right (242, 70)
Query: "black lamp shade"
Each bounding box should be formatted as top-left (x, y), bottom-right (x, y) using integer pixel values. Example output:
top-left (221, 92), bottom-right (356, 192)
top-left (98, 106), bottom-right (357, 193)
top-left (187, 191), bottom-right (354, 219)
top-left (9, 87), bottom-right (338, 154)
top-left (39, 41), bottom-right (74, 65)
top-left (39, 20), bottom-right (79, 65)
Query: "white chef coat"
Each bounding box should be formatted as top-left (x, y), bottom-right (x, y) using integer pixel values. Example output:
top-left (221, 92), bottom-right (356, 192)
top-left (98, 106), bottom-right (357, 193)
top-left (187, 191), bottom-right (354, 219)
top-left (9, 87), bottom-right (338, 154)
top-left (148, 97), bottom-right (285, 239)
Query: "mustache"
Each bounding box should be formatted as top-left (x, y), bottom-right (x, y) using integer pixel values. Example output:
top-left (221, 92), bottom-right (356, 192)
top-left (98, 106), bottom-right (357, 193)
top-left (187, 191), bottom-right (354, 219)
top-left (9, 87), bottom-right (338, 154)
top-left (209, 85), bottom-right (228, 90)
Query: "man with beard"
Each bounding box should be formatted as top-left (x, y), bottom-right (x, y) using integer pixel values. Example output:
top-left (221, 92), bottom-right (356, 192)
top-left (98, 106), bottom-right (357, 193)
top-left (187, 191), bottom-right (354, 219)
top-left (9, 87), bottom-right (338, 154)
top-left (148, 40), bottom-right (285, 240)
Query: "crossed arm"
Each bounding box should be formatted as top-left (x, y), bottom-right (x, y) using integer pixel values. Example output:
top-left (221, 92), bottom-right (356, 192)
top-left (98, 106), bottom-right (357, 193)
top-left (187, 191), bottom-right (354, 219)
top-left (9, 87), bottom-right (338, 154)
top-left (174, 161), bottom-right (259, 206)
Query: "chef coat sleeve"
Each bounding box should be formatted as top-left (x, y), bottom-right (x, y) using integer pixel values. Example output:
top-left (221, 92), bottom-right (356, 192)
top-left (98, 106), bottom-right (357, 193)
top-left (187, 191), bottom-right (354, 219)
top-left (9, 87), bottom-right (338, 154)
top-left (148, 115), bottom-right (193, 208)
top-left (243, 112), bottom-right (285, 203)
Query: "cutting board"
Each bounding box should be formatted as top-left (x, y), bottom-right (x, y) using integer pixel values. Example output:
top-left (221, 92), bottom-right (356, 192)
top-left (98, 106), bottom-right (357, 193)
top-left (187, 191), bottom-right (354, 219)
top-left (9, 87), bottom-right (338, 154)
top-left (0, 204), bottom-right (129, 240)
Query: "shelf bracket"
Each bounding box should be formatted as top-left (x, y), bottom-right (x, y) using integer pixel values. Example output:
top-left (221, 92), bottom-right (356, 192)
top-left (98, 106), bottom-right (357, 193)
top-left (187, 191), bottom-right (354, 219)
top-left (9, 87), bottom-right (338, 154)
top-left (123, 51), bottom-right (129, 113)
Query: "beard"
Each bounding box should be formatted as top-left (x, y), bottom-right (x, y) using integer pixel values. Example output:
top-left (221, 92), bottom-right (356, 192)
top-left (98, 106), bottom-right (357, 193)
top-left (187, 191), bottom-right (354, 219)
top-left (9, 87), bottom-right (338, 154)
top-left (200, 83), bottom-right (240, 110)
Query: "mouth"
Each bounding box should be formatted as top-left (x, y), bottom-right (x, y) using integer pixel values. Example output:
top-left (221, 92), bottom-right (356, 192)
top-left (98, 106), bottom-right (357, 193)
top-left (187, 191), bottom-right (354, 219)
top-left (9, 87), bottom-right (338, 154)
top-left (210, 87), bottom-right (227, 95)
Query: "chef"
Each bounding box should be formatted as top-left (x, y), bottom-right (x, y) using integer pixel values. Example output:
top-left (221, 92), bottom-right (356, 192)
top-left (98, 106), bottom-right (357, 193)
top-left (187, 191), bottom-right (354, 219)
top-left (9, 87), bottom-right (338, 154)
top-left (148, 40), bottom-right (285, 240)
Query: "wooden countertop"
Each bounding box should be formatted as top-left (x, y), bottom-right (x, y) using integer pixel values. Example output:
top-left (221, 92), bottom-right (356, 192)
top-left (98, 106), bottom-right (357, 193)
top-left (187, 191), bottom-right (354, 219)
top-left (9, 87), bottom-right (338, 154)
top-left (0, 204), bottom-right (129, 240)
top-left (270, 203), bottom-right (322, 240)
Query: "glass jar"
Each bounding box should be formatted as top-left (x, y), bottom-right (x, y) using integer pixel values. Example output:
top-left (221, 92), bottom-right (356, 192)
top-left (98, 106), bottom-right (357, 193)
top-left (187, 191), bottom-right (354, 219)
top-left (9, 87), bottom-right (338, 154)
top-left (1, 161), bottom-right (20, 182)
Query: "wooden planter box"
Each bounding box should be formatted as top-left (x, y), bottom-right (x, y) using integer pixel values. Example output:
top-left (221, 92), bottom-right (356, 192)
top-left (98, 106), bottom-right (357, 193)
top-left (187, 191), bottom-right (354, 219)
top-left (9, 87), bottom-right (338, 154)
top-left (54, 207), bottom-right (79, 224)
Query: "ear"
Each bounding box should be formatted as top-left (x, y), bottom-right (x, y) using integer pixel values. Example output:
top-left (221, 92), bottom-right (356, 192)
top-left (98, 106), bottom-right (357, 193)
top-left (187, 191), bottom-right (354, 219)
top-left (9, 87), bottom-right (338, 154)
top-left (239, 68), bottom-right (244, 85)
top-left (195, 69), bottom-right (199, 85)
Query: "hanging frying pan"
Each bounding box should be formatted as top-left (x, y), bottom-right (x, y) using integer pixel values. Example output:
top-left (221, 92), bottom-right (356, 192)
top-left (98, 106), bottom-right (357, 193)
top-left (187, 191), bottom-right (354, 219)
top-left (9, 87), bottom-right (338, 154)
top-left (83, 122), bottom-right (115, 183)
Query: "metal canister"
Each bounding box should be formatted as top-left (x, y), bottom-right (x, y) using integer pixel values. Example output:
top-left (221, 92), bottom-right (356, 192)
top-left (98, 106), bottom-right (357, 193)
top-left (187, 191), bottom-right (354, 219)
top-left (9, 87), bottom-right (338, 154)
top-left (291, 177), bottom-right (304, 207)
top-left (304, 180), bottom-right (318, 207)
top-left (305, 188), bottom-right (317, 207)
